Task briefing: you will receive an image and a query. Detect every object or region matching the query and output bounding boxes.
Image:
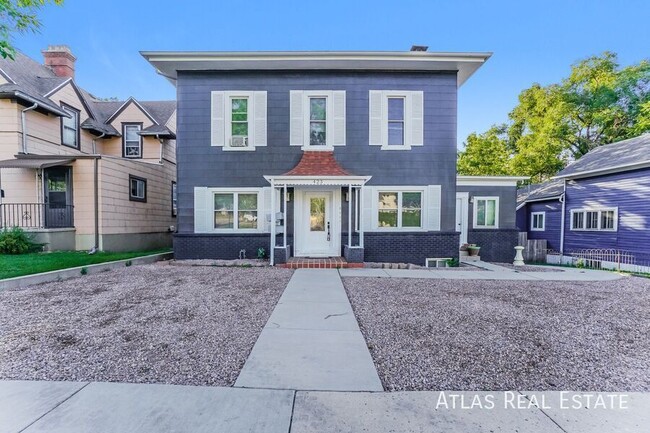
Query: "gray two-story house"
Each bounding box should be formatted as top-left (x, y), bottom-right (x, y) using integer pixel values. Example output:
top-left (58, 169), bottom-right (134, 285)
top-left (143, 48), bottom-right (520, 265)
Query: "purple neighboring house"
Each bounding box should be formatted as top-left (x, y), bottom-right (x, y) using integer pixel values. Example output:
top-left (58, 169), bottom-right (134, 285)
top-left (518, 133), bottom-right (650, 262)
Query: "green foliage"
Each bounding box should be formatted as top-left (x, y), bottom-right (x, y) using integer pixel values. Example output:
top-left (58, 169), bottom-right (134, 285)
top-left (0, 227), bottom-right (41, 254)
top-left (0, 0), bottom-right (64, 59)
top-left (80, 267), bottom-right (87, 275)
top-left (446, 258), bottom-right (460, 268)
top-left (256, 247), bottom-right (266, 259)
top-left (0, 249), bottom-right (170, 279)
top-left (456, 125), bottom-right (513, 176)
top-left (125, 260), bottom-right (132, 267)
top-left (458, 52), bottom-right (650, 183)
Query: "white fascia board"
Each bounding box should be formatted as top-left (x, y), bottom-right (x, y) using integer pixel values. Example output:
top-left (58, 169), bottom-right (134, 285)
top-left (553, 161), bottom-right (650, 180)
top-left (264, 175), bottom-right (372, 186)
top-left (141, 51), bottom-right (492, 87)
top-left (457, 175), bottom-right (529, 187)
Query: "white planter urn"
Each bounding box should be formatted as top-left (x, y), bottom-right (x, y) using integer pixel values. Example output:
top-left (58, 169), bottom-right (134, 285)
top-left (513, 246), bottom-right (525, 266)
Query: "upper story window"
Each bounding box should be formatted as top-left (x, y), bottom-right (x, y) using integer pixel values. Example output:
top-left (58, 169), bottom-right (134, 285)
top-left (123, 123), bottom-right (142, 158)
top-left (387, 97), bottom-right (405, 146)
top-left (473, 197), bottom-right (499, 229)
top-left (309, 97), bottom-right (327, 146)
top-left (129, 175), bottom-right (147, 202)
top-left (531, 211), bottom-right (545, 231)
top-left (61, 104), bottom-right (80, 149)
top-left (570, 208), bottom-right (617, 231)
top-left (369, 91), bottom-right (423, 150)
top-left (211, 91), bottom-right (267, 151)
top-left (290, 90), bottom-right (346, 149)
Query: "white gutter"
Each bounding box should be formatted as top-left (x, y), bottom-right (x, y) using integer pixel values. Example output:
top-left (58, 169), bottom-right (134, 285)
top-left (21, 103), bottom-right (38, 154)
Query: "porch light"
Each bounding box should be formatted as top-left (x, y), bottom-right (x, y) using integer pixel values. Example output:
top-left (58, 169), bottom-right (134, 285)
top-left (285, 192), bottom-right (292, 202)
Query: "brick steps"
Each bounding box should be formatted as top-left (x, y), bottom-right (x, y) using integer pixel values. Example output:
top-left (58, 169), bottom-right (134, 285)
top-left (277, 257), bottom-right (363, 269)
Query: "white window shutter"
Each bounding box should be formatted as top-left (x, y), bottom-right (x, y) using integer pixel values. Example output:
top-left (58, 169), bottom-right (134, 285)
top-left (369, 91), bottom-right (383, 146)
top-left (361, 186), bottom-right (375, 231)
top-left (194, 187), bottom-right (210, 233)
top-left (410, 91), bottom-right (424, 146)
top-left (253, 91), bottom-right (267, 146)
top-left (211, 92), bottom-right (225, 146)
top-left (330, 91), bottom-right (346, 146)
top-left (427, 185), bottom-right (441, 230)
top-left (290, 91), bottom-right (303, 146)
top-left (262, 187), bottom-right (271, 232)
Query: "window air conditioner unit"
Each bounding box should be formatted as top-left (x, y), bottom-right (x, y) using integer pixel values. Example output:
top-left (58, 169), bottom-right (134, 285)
top-left (230, 136), bottom-right (249, 147)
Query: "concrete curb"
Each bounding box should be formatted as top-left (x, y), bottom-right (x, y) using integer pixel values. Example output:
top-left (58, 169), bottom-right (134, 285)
top-left (0, 252), bottom-right (173, 291)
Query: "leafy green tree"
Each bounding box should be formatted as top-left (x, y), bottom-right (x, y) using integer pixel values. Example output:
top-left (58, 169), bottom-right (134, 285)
top-left (459, 52), bottom-right (650, 182)
top-left (457, 125), bottom-right (513, 176)
top-left (0, 0), bottom-right (63, 60)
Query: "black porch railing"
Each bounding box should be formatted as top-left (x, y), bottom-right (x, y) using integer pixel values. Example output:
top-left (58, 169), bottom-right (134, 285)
top-left (0, 203), bottom-right (74, 229)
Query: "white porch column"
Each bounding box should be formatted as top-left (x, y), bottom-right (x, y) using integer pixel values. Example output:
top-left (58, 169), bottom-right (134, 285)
top-left (270, 181), bottom-right (276, 266)
top-left (348, 184), bottom-right (352, 248)
top-left (283, 184), bottom-right (287, 248)
top-left (359, 185), bottom-right (364, 248)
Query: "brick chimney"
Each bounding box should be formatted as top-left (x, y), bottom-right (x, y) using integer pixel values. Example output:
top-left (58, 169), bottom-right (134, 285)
top-left (42, 45), bottom-right (76, 79)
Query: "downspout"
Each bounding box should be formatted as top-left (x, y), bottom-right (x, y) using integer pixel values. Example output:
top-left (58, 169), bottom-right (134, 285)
top-left (93, 157), bottom-right (99, 251)
top-left (21, 103), bottom-right (38, 154)
top-left (91, 134), bottom-right (105, 252)
top-left (157, 135), bottom-right (163, 163)
top-left (559, 179), bottom-right (567, 255)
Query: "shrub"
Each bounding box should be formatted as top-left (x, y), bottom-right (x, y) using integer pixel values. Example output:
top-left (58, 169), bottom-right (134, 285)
top-left (0, 227), bottom-right (42, 254)
top-left (446, 258), bottom-right (460, 267)
top-left (80, 267), bottom-right (88, 275)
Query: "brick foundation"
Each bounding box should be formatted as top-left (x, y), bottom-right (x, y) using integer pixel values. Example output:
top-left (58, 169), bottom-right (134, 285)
top-left (363, 231), bottom-right (459, 265)
top-left (467, 229), bottom-right (519, 262)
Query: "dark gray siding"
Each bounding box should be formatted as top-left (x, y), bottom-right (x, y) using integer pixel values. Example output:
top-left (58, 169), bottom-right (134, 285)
top-left (457, 184), bottom-right (518, 261)
top-left (564, 168), bottom-right (650, 261)
top-left (456, 185), bottom-right (517, 229)
top-left (176, 70), bottom-right (458, 235)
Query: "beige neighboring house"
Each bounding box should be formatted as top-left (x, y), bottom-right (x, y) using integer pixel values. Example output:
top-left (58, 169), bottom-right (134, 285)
top-left (0, 46), bottom-right (177, 251)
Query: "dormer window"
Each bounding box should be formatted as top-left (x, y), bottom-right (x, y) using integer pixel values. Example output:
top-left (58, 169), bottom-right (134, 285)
top-left (61, 103), bottom-right (80, 149)
top-left (123, 123), bottom-right (142, 158)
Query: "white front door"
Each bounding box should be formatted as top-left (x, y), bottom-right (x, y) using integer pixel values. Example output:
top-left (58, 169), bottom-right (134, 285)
top-left (295, 190), bottom-right (340, 257)
top-left (456, 192), bottom-right (469, 245)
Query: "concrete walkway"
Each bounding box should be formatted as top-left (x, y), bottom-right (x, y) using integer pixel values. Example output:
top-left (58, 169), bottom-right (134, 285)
top-left (339, 264), bottom-right (624, 281)
top-left (234, 269), bottom-right (383, 391)
top-left (2, 380), bottom-right (648, 433)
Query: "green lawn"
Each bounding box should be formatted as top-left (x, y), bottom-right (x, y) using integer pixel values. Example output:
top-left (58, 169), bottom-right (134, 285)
top-left (0, 249), bottom-right (171, 280)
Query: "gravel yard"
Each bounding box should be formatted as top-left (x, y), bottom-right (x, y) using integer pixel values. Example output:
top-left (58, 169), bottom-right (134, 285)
top-left (344, 276), bottom-right (650, 391)
top-left (0, 263), bottom-right (292, 386)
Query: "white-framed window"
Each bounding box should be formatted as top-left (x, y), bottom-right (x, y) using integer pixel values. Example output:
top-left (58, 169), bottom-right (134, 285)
top-left (123, 123), bottom-right (142, 158)
top-left (289, 90), bottom-right (346, 149)
top-left (308, 96), bottom-right (327, 146)
top-left (61, 103), bottom-right (80, 149)
top-left (377, 191), bottom-right (423, 229)
top-left (213, 191), bottom-right (259, 230)
top-left (369, 90), bottom-right (423, 149)
top-left (129, 175), bottom-right (146, 202)
top-left (171, 181), bottom-right (178, 217)
top-left (473, 197), bottom-right (499, 229)
top-left (211, 91), bottom-right (267, 150)
top-left (531, 211), bottom-right (545, 231)
top-left (570, 208), bottom-right (617, 231)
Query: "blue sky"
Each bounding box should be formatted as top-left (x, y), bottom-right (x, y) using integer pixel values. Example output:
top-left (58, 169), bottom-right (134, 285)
top-left (12, 0), bottom-right (650, 148)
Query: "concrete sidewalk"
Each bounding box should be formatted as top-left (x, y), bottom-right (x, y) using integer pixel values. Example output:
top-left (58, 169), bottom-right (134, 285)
top-left (234, 269), bottom-right (383, 391)
top-left (2, 380), bottom-right (648, 433)
top-left (339, 264), bottom-right (624, 281)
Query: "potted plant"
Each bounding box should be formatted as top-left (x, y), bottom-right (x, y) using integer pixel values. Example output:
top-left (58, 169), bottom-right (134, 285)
top-left (467, 244), bottom-right (481, 257)
top-left (459, 243), bottom-right (469, 252)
